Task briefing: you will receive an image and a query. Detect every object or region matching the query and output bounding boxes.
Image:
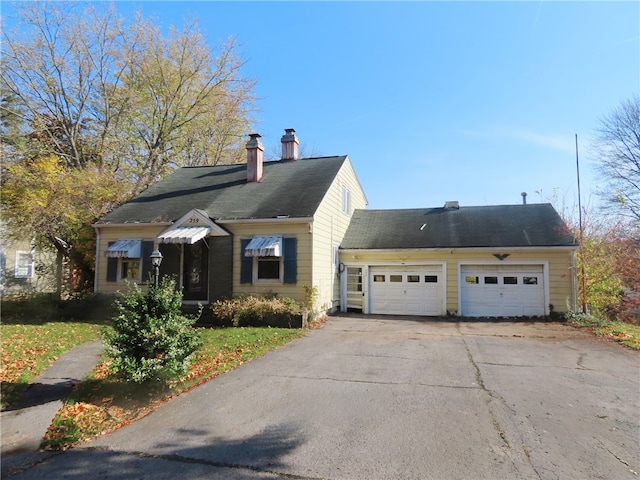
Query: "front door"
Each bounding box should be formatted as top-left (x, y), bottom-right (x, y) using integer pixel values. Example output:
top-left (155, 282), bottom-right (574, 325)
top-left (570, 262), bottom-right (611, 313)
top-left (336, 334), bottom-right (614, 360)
top-left (183, 240), bottom-right (208, 301)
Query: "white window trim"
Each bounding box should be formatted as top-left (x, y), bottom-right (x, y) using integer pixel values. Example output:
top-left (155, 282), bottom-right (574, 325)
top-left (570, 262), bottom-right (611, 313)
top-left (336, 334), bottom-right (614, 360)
top-left (119, 258), bottom-right (142, 282)
top-left (333, 242), bottom-right (340, 271)
top-left (14, 250), bottom-right (34, 279)
top-left (342, 185), bottom-right (351, 215)
top-left (253, 256), bottom-right (284, 284)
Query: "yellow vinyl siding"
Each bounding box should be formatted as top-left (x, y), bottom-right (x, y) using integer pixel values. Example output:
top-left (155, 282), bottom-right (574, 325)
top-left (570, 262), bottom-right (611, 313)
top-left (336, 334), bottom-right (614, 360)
top-left (229, 222), bottom-right (311, 304)
top-left (311, 158), bottom-right (368, 312)
top-left (339, 248), bottom-right (576, 315)
top-left (95, 225), bottom-right (166, 295)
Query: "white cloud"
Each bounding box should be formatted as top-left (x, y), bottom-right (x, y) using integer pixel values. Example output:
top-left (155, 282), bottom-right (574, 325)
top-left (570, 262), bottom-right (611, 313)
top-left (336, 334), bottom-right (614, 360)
top-left (462, 125), bottom-right (576, 153)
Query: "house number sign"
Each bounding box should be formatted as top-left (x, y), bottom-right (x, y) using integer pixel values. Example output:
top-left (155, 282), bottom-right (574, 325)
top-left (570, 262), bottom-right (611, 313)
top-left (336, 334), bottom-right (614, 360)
top-left (187, 216), bottom-right (203, 225)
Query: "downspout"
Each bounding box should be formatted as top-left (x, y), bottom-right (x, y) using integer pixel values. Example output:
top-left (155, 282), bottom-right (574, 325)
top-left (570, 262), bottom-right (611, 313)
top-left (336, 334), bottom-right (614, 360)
top-left (94, 227), bottom-right (100, 293)
top-left (571, 249), bottom-right (578, 312)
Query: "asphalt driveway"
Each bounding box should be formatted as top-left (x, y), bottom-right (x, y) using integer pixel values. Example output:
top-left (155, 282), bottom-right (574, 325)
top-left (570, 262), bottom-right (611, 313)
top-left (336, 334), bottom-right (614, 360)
top-left (4, 315), bottom-right (639, 479)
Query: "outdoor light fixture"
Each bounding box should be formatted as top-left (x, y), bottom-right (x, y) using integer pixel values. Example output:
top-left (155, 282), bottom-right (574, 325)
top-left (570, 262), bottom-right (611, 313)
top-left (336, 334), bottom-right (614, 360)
top-left (150, 249), bottom-right (163, 286)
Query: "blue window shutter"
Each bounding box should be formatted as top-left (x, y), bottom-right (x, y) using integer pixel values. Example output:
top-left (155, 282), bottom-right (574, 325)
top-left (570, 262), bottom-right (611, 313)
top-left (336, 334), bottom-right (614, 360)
top-left (106, 242), bottom-right (117, 282)
top-left (140, 241), bottom-right (155, 283)
top-left (240, 239), bottom-right (252, 284)
top-left (283, 237), bottom-right (297, 284)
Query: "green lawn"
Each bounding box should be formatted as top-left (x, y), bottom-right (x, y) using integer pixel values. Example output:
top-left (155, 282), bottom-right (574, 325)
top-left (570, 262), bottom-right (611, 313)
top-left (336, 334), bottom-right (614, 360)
top-left (566, 311), bottom-right (640, 350)
top-left (42, 326), bottom-right (305, 450)
top-left (1, 321), bottom-right (104, 409)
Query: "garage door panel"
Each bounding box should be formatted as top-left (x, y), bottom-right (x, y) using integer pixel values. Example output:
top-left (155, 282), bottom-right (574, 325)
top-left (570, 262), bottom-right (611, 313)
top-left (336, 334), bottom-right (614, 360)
top-left (370, 267), bottom-right (443, 316)
top-left (461, 265), bottom-right (545, 317)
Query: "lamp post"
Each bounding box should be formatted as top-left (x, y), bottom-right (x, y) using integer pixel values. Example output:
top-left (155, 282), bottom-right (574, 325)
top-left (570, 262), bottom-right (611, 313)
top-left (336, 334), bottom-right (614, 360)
top-left (150, 250), bottom-right (163, 287)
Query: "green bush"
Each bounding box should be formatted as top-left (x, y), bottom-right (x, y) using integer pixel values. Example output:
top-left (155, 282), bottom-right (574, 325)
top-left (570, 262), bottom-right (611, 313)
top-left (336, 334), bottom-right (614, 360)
top-left (1, 293), bottom-right (115, 324)
top-left (103, 278), bottom-right (202, 383)
top-left (211, 295), bottom-right (303, 327)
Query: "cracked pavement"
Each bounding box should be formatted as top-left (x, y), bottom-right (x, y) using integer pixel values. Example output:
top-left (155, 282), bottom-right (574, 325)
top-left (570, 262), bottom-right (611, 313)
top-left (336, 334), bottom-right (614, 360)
top-left (3, 315), bottom-right (639, 479)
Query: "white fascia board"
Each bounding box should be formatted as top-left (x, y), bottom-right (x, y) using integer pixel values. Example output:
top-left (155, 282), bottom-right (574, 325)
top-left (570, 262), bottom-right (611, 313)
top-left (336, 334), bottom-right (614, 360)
top-left (340, 246), bottom-right (578, 254)
top-left (92, 222), bottom-right (173, 228)
top-left (171, 209), bottom-right (230, 236)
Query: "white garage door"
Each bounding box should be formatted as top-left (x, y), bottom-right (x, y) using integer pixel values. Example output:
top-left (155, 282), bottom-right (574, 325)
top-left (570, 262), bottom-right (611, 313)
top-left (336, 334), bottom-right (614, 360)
top-left (460, 265), bottom-right (545, 317)
top-left (370, 266), bottom-right (443, 316)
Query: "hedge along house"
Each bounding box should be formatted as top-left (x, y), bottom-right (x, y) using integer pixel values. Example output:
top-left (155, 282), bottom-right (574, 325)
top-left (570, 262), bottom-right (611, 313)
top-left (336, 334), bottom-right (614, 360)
top-left (93, 129), bottom-right (368, 313)
top-left (339, 202), bottom-right (578, 318)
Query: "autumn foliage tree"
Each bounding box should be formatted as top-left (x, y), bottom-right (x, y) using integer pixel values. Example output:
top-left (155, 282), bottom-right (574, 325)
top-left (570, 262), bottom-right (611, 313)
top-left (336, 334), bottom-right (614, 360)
top-left (1, 2), bottom-right (255, 294)
top-left (567, 205), bottom-right (640, 323)
top-left (1, 155), bottom-right (128, 293)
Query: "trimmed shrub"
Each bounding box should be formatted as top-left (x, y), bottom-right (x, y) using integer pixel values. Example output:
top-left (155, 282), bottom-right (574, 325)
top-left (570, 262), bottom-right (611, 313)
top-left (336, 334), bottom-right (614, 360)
top-left (103, 278), bottom-right (202, 383)
top-left (211, 295), bottom-right (304, 327)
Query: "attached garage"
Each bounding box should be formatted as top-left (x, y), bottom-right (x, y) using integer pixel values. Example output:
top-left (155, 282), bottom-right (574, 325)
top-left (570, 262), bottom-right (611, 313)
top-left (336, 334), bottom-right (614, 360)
top-left (369, 266), bottom-right (444, 316)
top-left (340, 204), bottom-right (577, 318)
top-left (460, 264), bottom-right (546, 317)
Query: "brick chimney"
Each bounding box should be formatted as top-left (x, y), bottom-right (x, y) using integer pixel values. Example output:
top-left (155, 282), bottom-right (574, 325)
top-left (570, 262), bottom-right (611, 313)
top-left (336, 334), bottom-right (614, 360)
top-left (281, 128), bottom-right (299, 160)
top-left (246, 133), bottom-right (264, 182)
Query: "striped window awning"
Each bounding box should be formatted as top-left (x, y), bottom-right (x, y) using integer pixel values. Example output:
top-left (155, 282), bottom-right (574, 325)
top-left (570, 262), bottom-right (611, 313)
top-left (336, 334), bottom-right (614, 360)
top-left (105, 239), bottom-right (141, 258)
top-left (158, 226), bottom-right (211, 244)
top-left (244, 236), bottom-right (283, 257)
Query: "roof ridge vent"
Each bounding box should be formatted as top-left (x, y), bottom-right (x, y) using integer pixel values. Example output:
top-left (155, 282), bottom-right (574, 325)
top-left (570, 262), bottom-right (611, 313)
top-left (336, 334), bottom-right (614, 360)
top-left (444, 201), bottom-right (460, 210)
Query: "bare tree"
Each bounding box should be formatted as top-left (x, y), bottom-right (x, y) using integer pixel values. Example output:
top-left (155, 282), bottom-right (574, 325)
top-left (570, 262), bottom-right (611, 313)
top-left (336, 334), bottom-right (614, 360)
top-left (592, 95), bottom-right (640, 223)
top-left (1, 2), bottom-right (256, 293)
top-left (1, 2), bottom-right (256, 194)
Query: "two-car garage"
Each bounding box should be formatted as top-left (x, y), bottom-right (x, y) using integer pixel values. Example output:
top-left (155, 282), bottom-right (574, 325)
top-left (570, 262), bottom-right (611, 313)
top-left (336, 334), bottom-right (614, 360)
top-left (339, 205), bottom-right (577, 319)
top-left (354, 263), bottom-right (548, 318)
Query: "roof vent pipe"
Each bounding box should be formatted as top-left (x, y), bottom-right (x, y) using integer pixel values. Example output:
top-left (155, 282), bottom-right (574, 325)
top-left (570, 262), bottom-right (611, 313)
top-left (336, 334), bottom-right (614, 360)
top-left (246, 133), bottom-right (264, 182)
top-left (281, 128), bottom-right (299, 160)
top-left (521, 192), bottom-right (527, 205)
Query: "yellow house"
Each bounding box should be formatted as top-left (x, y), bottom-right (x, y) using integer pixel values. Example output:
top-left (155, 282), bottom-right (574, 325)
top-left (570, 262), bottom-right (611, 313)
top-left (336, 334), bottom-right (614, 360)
top-left (339, 203), bottom-right (578, 318)
top-left (94, 129), bottom-right (577, 319)
top-left (93, 129), bottom-right (367, 314)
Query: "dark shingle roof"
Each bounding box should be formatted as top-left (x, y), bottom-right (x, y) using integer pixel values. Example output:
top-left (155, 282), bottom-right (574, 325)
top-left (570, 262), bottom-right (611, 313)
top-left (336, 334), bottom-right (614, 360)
top-left (96, 156), bottom-right (347, 224)
top-left (341, 204), bottom-right (577, 249)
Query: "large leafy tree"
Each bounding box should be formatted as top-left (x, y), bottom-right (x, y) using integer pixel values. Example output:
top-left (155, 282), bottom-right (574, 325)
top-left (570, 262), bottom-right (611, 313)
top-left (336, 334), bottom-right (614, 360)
top-left (592, 95), bottom-right (640, 223)
top-left (1, 2), bottom-right (255, 294)
top-left (1, 155), bottom-right (128, 294)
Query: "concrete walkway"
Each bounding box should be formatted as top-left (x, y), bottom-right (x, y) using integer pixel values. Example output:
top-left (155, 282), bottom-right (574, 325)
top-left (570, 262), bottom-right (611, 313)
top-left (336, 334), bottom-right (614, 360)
top-left (1, 340), bottom-right (103, 462)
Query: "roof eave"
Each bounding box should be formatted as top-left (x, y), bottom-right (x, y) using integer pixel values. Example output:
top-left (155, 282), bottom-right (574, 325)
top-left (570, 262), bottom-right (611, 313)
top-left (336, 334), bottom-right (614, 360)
top-left (340, 245), bottom-right (579, 253)
top-left (93, 221), bottom-right (173, 228)
top-left (217, 216), bottom-right (314, 224)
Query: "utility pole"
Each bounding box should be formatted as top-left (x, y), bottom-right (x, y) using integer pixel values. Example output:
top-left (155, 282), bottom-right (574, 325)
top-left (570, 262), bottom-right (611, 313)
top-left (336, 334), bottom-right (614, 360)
top-left (576, 134), bottom-right (587, 314)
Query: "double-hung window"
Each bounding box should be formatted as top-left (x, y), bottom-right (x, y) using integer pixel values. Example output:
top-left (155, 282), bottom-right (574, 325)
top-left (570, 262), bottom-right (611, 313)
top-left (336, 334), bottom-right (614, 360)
top-left (14, 251), bottom-right (34, 278)
top-left (241, 236), bottom-right (297, 285)
top-left (106, 239), bottom-right (154, 283)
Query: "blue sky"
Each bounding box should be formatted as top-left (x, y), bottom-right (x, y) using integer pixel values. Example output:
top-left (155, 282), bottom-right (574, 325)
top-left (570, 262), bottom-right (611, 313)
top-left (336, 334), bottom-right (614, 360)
top-left (6, 1), bottom-right (639, 213)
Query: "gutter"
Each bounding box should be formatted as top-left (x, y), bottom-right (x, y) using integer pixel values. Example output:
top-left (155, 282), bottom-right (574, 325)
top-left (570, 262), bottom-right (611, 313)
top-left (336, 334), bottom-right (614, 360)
top-left (217, 217), bottom-right (314, 225)
top-left (92, 222), bottom-right (173, 228)
top-left (94, 227), bottom-right (101, 292)
top-left (340, 245), bottom-right (579, 254)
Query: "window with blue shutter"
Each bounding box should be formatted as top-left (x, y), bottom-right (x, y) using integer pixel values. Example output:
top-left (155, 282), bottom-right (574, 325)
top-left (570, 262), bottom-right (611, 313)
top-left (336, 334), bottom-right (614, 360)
top-left (106, 242), bottom-right (118, 282)
top-left (140, 241), bottom-right (154, 283)
top-left (240, 239), bottom-right (252, 284)
top-left (283, 237), bottom-right (297, 284)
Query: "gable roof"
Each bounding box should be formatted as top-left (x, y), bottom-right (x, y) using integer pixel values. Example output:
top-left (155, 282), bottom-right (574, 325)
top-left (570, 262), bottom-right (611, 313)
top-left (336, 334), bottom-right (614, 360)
top-left (341, 204), bottom-right (577, 249)
top-left (96, 156), bottom-right (348, 224)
